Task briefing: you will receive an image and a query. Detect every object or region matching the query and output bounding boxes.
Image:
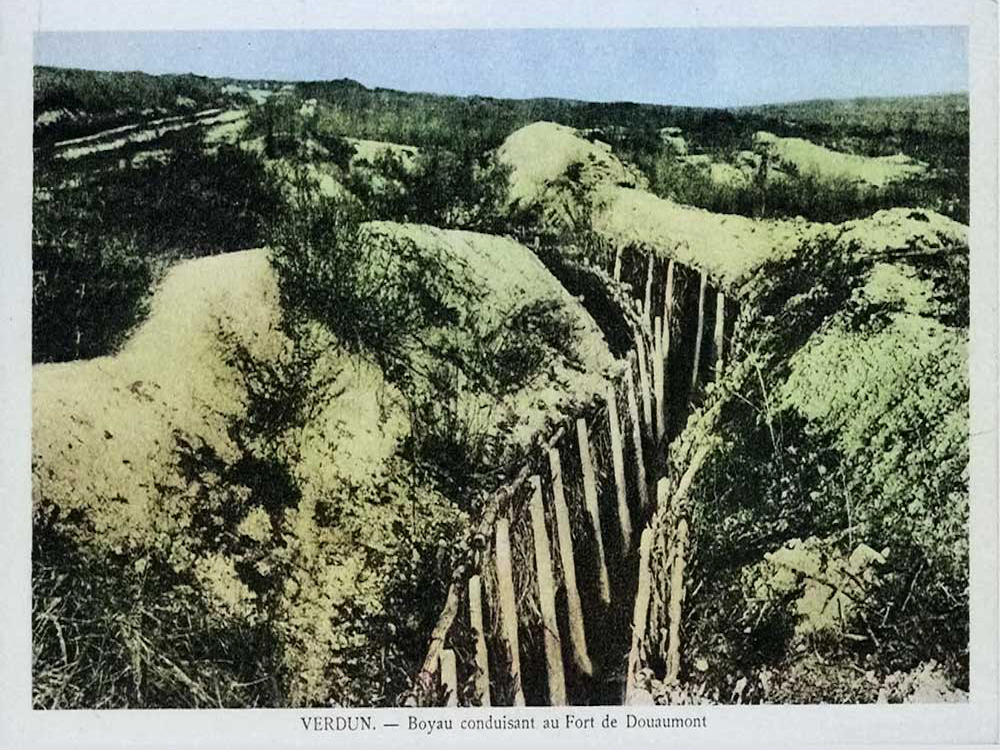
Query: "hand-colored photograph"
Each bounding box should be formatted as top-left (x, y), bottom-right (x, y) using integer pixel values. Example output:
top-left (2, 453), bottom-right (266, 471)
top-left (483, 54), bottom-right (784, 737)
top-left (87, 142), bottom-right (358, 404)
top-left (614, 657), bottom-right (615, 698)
top-left (30, 26), bottom-right (970, 709)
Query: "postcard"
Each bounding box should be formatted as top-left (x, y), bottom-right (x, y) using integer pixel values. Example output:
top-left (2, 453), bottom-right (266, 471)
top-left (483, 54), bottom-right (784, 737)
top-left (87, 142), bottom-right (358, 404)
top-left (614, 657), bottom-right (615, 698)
top-left (1, 1), bottom-right (997, 748)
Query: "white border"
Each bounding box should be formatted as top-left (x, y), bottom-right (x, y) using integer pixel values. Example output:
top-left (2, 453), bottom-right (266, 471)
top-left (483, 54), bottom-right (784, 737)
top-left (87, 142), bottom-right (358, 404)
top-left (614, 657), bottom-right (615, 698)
top-left (1, 1), bottom-right (997, 748)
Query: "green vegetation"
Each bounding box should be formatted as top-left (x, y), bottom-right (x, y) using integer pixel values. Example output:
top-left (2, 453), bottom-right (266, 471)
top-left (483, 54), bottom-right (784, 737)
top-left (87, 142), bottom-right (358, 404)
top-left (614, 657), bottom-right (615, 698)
top-left (268, 181), bottom-right (590, 499)
top-left (32, 132), bottom-right (283, 362)
top-left (33, 65), bottom-right (244, 146)
top-left (31, 65), bottom-right (970, 708)
top-left (607, 121), bottom-right (967, 224)
top-left (32, 315), bottom-right (466, 707)
top-left (667, 234), bottom-right (969, 702)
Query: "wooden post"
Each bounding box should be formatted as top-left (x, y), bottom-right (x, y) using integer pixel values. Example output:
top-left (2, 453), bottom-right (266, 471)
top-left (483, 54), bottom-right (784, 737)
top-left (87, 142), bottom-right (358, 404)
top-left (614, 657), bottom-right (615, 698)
top-left (495, 517), bottom-right (525, 705)
top-left (642, 253), bottom-right (654, 322)
top-left (662, 260), bottom-right (676, 422)
top-left (665, 518), bottom-right (690, 684)
top-left (548, 447), bottom-right (593, 676)
top-left (529, 476), bottom-right (567, 705)
top-left (468, 575), bottom-right (491, 706)
top-left (576, 418), bottom-right (611, 607)
top-left (663, 258), bottom-right (676, 344)
top-left (439, 648), bottom-right (459, 707)
top-left (409, 578), bottom-right (462, 707)
top-left (653, 316), bottom-right (666, 443)
top-left (690, 270), bottom-right (708, 394)
top-left (613, 246), bottom-right (623, 282)
top-left (713, 290), bottom-right (726, 380)
top-left (624, 366), bottom-right (649, 512)
top-left (625, 527), bottom-right (654, 703)
top-left (607, 385), bottom-right (632, 552)
top-left (634, 328), bottom-right (653, 440)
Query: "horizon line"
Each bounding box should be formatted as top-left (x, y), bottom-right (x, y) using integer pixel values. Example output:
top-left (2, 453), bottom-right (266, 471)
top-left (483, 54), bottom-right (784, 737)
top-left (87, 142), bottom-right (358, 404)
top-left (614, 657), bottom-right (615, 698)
top-left (33, 63), bottom-right (970, 112)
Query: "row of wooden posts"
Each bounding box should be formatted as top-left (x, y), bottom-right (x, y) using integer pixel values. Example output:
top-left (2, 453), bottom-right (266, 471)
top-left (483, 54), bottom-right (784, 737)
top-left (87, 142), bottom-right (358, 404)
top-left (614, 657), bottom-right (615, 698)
top-left (414, 250), bottom-right (729, 707)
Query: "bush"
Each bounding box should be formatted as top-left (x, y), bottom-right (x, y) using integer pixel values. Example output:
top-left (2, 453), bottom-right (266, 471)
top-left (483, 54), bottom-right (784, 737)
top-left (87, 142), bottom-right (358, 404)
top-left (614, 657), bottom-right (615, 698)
top-left (679, 235), bottom-right (969, 693)
top-left (32, 132), bottom-right (285, 363)
top-left (32, 229), bottom-right (156, 363)
top-left (269, 180), bottom-right (585, 500)
top-left (344, 146), bottom-right (511, 231)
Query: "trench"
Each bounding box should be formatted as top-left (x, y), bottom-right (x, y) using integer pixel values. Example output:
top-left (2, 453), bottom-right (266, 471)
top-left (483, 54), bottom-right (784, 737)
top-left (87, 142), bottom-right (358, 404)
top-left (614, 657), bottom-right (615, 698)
top-left (411, 241), bottom-right (735, 707)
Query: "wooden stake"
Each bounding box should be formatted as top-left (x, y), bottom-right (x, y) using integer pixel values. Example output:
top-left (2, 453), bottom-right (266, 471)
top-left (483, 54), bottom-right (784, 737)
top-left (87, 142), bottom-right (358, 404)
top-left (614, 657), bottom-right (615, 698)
top-left (529, 476), bottom-right (567, 705)
top-left (624, 365), bottom-right (649, 512)
top-left (607, 384), bottom-right (632, 552)
top-left (690, 270), bottom-right (708, 394)
top-left (495, 517), bottom-right (525, 705)
top-left (653, 316), bottom-right (666, 443)
top-left (634, 329), bottom-right (653, 440)
top-left (576, 418), bottom-right (611, 607)
top-left (662, 261), bottom-right (676, 427)
top-left (713, 290), bottom-right (726, 380)
top-left (642, 253), bottom-right (654, 322)
top-left (468, 575), bottom-right (491, 706)
top-left (625, 527), bottom-right (654, 703)
top-left (548, 447), bottom-right (593, 677)
top-left (664, 518), bottom-right (690, 684)
top-left (413, 579), bottom-right (461, 705)
top-left (439, 648), bottom-right (459, 707)
top-left (663, 258), bottom-right (676, 345)
top-left (613, 245), bottom-right (622, 282)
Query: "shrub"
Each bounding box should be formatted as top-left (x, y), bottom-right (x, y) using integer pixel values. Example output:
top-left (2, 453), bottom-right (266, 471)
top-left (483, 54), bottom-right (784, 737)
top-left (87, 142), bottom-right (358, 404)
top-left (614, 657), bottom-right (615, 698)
top-left (32, 228), bottom-right (156, 363)
top-left (32, 515), bottom-right (281, 709)
top-left (32, 131), bottom-right (284, 363)
top-left (680, 235), bottom-right (969, 692)
top-left (344, 146), bottom-right (511, 231)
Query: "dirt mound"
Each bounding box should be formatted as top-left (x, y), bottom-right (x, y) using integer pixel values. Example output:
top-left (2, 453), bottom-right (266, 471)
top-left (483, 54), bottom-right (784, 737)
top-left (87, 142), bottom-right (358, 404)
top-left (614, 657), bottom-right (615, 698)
top-left (360, 221), bottom-right (617, 451)
top-left (33, 249), bottom-right (283, 549)
top-left (497, 121), bottom-right (646, 223)
top-left (33, 222), bottom-right (618, 705)
top-left (595, 189), bottom-right (966, 291)
top-left (499, 123), bottom-right (966, 291)
top-left (753, 131), bottom-right (927, 189)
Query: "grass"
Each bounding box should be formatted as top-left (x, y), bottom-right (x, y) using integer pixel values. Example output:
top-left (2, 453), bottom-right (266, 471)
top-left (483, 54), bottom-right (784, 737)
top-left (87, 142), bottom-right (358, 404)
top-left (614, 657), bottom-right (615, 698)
top-left (31, 65), bottom-right (970, 708)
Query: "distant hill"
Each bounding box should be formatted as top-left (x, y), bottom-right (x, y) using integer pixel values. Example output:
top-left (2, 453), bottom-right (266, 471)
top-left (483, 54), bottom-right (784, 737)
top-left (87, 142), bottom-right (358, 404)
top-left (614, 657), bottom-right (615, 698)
top-left (739, 93), bottom-right (968, 137)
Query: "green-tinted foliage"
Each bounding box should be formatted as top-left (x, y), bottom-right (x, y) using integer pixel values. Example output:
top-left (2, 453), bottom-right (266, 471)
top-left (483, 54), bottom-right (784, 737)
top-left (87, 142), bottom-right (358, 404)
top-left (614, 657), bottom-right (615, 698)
top-left (32, 230), bottom-right (154, 363)
top-left (342, 147), bottom-right (511, 231)
top-left (32, 134), bottom-right (284, 363)
top-left (32, 507), bottom-right (282, 709)
top-left (33, 65), bottom-right (246, 146)
top-left (682, 235), bottom-right (968, 694)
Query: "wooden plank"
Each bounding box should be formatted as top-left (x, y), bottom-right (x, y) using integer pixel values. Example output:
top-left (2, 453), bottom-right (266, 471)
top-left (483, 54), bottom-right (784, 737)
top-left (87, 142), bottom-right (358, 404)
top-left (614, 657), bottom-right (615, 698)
top-left (665, 519), bottom-right (690, 684)
top-left (624, 365), bottom-right (649, 512)
top-left (642, 252), bottom-right (654, 322)
top-left (625, 527), bottom-right (654, 703)
top-left (439, 648), bottom-right (459, 707)
top-left (576, 418), bottom-right (611, 607)
top-left (607, 384), bottom-right (632, 552)
top-left (663, 258), bottom-right (676, 344)
top-left (529, 476), bottom-right (567, 705)
top-left (468, 575), bottom-right (491, 707)
top-left (713, 290), bottom-right (726, 380)
top-left (417, 580), bottom-right (460, 680)
top-left (653, 316), bottom-right (666, 443)
top-left (634, 328), bottom-right (654, 440)
top-left (662, 261), bottom-right (676, 428)
top-left (690, 270), bottom-right (708, 394)
top-left (494, 517), bottom-right (525, 705)
top-left (548, 447), bottom-right (593, 677)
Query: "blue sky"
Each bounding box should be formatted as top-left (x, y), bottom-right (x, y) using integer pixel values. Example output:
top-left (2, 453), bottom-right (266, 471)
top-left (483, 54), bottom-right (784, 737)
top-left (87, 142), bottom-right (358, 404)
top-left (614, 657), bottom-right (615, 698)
top-left (34, 27), bottom-right (967, 108)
